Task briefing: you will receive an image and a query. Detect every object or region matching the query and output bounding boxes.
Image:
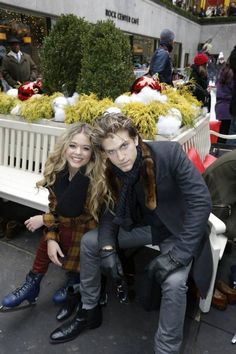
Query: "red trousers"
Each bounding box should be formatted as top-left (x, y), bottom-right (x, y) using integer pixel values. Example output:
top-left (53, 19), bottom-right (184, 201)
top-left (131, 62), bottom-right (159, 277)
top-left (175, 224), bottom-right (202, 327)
top-left (32, 225), bottom-right (72, 274)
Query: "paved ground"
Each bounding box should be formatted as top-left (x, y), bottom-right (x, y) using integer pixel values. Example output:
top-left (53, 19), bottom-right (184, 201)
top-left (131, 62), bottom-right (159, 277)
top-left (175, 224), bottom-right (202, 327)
top-left (0, 202), bottom-right (236, 354)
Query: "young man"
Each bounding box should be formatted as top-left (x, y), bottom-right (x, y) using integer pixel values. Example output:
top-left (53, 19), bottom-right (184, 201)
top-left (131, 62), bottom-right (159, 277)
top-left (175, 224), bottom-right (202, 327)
top-left (50, 113), bottom-right (212, 354)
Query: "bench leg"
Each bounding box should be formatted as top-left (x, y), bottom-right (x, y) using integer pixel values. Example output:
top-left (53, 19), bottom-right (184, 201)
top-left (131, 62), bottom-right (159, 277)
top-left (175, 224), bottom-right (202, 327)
top-left (199, 248), bottom-right (221, 313)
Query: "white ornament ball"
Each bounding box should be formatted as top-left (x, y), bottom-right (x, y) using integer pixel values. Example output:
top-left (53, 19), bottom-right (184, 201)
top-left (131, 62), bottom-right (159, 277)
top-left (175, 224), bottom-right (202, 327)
top-left (104, 107), bottom-right (122, 114)
top-left (54, 108), bottom-right (65, 122)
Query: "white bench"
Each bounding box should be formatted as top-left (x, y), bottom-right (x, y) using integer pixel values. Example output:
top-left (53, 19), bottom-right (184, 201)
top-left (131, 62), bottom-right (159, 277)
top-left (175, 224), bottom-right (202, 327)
top-left (0, 115), bottom-right (66, 211)
top-left (0, 114), bottom-right (228, 313)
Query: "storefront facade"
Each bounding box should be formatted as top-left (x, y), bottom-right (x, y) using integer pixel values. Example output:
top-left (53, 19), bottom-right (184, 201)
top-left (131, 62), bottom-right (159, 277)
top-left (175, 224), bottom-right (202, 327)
top-left (0, 0), bottom-right (235, 67)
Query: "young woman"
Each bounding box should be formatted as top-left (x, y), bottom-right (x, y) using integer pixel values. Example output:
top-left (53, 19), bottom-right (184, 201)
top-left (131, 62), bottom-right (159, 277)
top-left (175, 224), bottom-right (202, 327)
top-left (190, 52), bottom-right (210, 110)
top-left (0, 122), bottom-right (110, 321)
top-left (215, 62), bottom-right (234, 143)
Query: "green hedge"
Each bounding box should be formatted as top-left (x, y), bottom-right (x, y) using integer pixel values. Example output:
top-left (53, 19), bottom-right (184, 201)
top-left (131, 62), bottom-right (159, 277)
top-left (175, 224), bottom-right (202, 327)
top-left (76, 20), bottom-right (135, 100)
top-left (40, 14), bottom-right (90, 95)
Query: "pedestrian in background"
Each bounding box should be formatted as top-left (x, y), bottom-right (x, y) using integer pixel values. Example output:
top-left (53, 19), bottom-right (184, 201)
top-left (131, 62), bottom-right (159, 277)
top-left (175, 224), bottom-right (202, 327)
top-left (227, 45), bottom-right (236, 144)
top-left (216, 52), bottom-right (226, 80)
top-left (149, 28), bottom-right (175, 84)
top-left (2, 37), bottom-right (37, 88)
top-left (190, 52), bottom-right (210, 110)
top-left (215, 61), bottom-right (234, 143)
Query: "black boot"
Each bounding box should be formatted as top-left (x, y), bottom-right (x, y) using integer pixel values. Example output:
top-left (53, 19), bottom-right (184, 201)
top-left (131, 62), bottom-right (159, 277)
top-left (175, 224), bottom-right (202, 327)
top-left (0, 217), bottom-right (7, 238)
top-left (56, 284), bottom-right (81, 321)
top-left (5, 220), bottom-right (24, 239)
top-left (99, 274), bottom-right (108, 306)
top-left (50, 305), bottom-right (102, 344)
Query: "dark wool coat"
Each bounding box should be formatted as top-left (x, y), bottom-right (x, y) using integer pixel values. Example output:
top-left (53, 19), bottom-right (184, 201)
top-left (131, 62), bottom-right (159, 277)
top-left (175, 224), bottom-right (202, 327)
top-left (149, 46), bottom-right (172, 84)
top-left (43, 170), bottom-right (97, 272)
top-left (2, 52), bottom-right (37, 87)
top-left (203, 150), bottom-right (236, 241)
top-left (190, 64), bottom-right (210, 108)
top-left (229, 46), bottom-right (236, 117)
top-left (99, 141), bottom-right (213, 297)
top-left (215, 76), bottom-right (234, 120)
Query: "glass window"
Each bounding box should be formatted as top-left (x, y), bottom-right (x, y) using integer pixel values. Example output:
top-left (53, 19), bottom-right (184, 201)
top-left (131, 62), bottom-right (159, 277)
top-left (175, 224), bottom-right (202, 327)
top-left (171, 42), bottom-right (182, 68)
top-left (0, 8), bottom-right (50, 73)
top-left (132, 35), bottom-right (155, 67)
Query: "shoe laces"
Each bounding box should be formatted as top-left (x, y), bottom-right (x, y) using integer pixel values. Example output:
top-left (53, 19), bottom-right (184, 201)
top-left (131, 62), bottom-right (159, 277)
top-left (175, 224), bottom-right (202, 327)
top-left (11, 282), bottom-right (33, 297)
top-left (11, 277), bottom-right (37, 297)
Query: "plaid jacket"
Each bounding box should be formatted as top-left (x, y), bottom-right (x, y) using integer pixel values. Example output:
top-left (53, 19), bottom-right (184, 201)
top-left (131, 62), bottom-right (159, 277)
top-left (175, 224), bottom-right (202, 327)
top-left (43, 187), bottom-right (97, 272)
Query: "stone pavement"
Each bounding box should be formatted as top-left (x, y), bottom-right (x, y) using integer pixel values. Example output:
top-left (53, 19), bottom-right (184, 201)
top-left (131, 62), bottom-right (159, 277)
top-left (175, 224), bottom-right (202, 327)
top-left (0, 217), bottom-right (236, 354)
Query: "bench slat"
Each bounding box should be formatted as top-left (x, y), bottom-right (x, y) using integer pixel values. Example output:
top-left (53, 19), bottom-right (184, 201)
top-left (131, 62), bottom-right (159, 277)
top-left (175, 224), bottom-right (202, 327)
top-left (15, 130), bottom-right (22, 169)
top-left (35, 133), bottom-right (41, 173)
top-left (3, 128), bottom-right (9, 165)
top-left (22, 131), bottom-right (28, 170)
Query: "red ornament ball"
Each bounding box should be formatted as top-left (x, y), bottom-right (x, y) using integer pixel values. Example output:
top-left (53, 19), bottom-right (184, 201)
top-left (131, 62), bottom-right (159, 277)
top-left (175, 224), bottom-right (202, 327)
top-left (18, 80), bottom-right (43, 101)
top-left (131, 76), bottom-right (161, 94)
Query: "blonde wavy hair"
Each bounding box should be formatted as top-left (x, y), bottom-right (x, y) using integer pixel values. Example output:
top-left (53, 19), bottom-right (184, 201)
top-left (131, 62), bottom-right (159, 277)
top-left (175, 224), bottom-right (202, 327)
top-left (37, 122), bottom-right (110, 221)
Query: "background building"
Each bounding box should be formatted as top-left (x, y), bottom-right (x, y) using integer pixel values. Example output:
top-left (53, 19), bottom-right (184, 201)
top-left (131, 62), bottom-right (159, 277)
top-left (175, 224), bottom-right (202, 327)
top-left (0, 0), bottom-right (235, 69)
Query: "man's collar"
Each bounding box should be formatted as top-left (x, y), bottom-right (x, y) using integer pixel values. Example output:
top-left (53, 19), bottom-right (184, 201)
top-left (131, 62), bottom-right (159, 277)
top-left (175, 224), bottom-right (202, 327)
top-left (8, 50), bottom-right (22, 58)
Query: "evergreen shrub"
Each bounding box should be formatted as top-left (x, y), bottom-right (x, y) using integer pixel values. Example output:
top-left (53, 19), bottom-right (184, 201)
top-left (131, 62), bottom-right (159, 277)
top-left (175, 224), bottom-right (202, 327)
top-left (40, 14), bottom-right (90, 95)
top-left (77, 20), bottom-right (135, 99)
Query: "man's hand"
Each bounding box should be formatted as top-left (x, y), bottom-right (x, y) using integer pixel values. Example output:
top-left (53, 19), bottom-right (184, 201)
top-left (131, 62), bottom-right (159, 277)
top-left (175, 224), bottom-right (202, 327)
top-left (100, 248), bottom-right (123, 281)
top-left (147, 252), bottom-right (183, 284)
top-left (14, 81), bottom-right (22, 88)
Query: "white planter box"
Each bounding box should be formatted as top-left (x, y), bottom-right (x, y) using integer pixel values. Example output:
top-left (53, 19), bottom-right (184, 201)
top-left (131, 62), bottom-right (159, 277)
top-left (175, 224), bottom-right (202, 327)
top-left (155, 114), bottom-right (211, 161)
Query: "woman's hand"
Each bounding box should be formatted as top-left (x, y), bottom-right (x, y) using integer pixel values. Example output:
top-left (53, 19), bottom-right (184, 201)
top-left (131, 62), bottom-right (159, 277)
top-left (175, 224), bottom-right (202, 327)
top-left (25, 215), bottom-right (44, 232)
top-left (47, 240), bottom-right (64, 267)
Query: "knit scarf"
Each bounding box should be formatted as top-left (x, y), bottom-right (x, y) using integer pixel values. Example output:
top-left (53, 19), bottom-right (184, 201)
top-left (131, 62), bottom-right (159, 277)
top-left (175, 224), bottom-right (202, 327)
top-left (52, 166), bottom-right (89, 217)
top-left (108, 145), bottom-right (143, 230)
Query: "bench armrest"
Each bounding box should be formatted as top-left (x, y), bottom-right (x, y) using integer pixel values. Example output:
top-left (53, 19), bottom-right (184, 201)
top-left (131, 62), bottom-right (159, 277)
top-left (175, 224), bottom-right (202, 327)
top-left (209, 130), bottom-right (236, 140)
top-left (208, 212), bottom-right (226, 234)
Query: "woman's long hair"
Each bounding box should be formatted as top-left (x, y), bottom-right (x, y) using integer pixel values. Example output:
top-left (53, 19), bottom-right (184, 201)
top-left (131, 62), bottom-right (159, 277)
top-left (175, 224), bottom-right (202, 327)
top-left (218, 62), bottom-right (234, 86)
top-left (37, 122), bottom-right (111, 221)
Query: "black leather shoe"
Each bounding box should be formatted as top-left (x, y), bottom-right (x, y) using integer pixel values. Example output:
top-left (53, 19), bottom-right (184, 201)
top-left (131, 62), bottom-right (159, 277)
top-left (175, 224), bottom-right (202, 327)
top-left (56, 286), bottom-right (81, 321)
top-left (5, 220), bottom-right (24, 239)
top-left (50, 305), bottom-right (102, 343)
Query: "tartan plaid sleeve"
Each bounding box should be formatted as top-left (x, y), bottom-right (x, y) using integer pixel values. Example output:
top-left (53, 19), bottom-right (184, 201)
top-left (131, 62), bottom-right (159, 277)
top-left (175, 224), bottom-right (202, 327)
top-left (43, 213), bottom-right (60, 242)
top-left (43, 188), bottom-right (60, 242)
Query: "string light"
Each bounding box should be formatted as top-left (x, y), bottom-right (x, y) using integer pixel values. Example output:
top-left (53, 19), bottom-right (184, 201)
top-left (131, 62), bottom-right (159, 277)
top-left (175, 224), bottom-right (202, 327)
top-left (0, 8), bottom-right (47, 48)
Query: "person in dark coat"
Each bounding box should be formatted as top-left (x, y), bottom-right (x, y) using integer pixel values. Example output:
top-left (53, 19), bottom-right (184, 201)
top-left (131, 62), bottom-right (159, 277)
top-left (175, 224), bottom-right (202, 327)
top-left (1, 37), bottom-right (37, 88)
top-left (227, 45), bottom-right (236, 143)
top-left (190, 52), bottom-right (211, 110)
top-left (149, 28), bottom-right (175, 84)
top-left (49, 113), bottom-right (212, 354)
top-left (203, 149), bottom-right (236, 241)
top-left (215, 62), bottom-right (234, 143)
top-left (216, 52), bottom-right (226, 80)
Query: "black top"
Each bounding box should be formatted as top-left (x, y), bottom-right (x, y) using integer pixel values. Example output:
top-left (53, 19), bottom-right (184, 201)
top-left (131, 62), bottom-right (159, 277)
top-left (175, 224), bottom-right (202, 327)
top-left (52, 167), bottom-right (90, 217)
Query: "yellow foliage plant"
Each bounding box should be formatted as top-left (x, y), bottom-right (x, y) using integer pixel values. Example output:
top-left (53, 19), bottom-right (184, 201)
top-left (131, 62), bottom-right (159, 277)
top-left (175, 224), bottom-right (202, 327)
top-left (163, 86), bottom-right (201, 126)
top-left (122, 102), bottom-right (160, 139)
top-left (64, 94), bottom-right (113, 124)
top-left (20, 92), bottom-right (63, 122)
top-left (0, 93), bottom-right (18, 114)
